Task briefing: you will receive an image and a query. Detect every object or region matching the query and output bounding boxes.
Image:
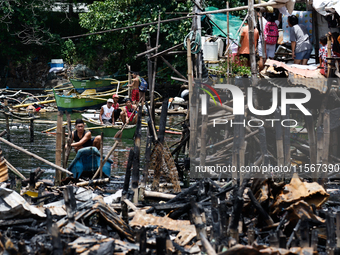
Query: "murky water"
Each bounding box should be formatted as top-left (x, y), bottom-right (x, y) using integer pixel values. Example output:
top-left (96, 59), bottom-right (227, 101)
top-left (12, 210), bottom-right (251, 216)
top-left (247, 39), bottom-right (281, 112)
top-left (0, 111), bottom-right (185, 179)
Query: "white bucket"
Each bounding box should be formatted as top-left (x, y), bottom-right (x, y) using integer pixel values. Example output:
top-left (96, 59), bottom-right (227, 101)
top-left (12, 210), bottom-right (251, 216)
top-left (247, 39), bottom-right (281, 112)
top-left (203, 41), bottom-right (218, 61)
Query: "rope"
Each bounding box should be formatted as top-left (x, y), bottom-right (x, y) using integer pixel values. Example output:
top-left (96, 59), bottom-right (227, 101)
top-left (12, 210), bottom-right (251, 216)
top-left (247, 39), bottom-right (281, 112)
top-left (184, 31), bottom-right (202, 54)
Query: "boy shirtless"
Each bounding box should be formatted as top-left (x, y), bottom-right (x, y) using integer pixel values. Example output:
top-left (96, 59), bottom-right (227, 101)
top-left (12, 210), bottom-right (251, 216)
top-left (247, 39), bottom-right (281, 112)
top-left (127, 72), bottom-right (140, 104)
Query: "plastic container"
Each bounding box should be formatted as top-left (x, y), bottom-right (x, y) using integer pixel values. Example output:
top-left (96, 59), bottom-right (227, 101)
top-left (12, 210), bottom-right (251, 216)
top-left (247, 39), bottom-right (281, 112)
top-left (216, 38), bottom-right (224, 57)
top-left (50, 59), bottom-right (64, 68)
top-left (203, 41), bottom-right (218, 61)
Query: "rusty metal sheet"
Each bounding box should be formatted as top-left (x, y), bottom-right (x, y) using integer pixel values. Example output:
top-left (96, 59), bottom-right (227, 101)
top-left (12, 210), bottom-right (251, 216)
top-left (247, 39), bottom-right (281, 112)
top-left (285, 201), bottom-right (325, 224)
top-left (0, 188), bottom-right (46, 219)
top-left (60, 221), bottom-right (91, 235)
top-left (272, 173), bottom-right (329, 213)
top-left (0, 152), bottom-right (8, 183)
top-left (219, 244), bottom-right (314, 255)
top-left (263, 59), bottom-right (328, 93)
top-left (68, 236), bottom-right (138, 255)
top-left (38, 206), bottom-right (66, 216)
top-left (130, 210), bottom-right (196, 246)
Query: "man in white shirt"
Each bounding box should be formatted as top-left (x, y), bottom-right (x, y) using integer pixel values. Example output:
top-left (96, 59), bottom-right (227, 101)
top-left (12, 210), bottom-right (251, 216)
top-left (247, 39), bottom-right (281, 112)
top-left (99, 98), bottom-right (115, 125)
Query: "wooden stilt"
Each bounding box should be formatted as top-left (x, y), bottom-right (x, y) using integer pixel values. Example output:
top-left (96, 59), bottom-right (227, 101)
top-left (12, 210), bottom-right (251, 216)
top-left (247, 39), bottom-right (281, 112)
top-left (122, 149), bottom-right (134, 224)
top-left (5, 114), bottom-right (10, 141)
top-left (305, 114), bottom-right (317, 181)
top-left (99, 132), bottom-right (104, 179)
top-left (55, 111), bottom-right (63, 186)
top-left (132, 105), bottom-right (142, 203)
top-left (30, 118), bottom-right (34, 142)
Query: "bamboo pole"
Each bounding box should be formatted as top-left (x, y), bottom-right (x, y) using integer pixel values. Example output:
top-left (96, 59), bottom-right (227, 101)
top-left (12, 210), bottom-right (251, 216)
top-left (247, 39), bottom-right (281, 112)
top-left (5, 114), bottom-right (10, 142)
top-left (132, 105), bottom-right (142, 203)
top-left (99, 132), bottom-right (104, 179)
top-left (0, 137), bottom-right (72, 175)
top-left (30, 118), bottom-right (34, 142)
top-left (150, 12), bottom-right (161, 122)
top-left (305, 114), bottom-right (317, 181)
top-left (227, 1), bottom-right (230, 75)
top-left (92, 140), bottom-right (119, 179)
top-left (12, 99), bottom-right (56, 109)
top-left (55, 111), bottom-right (63, 185)
top-left (144, 191), bottom-right (176, 200)
top-left (62, 2), bottom-right (281, 40)
top-left (127, 65), bottom-right (131, 98)
top-left (322, 110), bottom-right (330, 182)
top-left (200, 78), bottom-right (208, 168)
top-left (64, 112), bottom-right (72, 168)
top-left (187, 38), bottom-right (195, 160)
top-left (275, 109), bottom-right (284, 177)
top-left (5, 159), bottom-right (26, 180)
top-left (248, 0), bottom-right (257, 79)
top-left (160, 56), bottom-right (187, 80)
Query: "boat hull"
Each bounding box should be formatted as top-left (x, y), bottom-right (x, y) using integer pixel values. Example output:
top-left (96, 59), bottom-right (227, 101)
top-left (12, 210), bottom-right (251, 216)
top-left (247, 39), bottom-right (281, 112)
top-left (53, 89), bottom-right (113, 112)
top-left (70, 78), bottom-right (116, 93)
top-left (68, 146), bottom-right (113, 179)
top-left (82, 113), bottom-right (136, 138)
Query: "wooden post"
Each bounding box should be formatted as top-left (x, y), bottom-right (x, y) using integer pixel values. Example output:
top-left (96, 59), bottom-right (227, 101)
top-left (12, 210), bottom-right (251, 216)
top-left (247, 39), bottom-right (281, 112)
top-left (200, 88), bottom-right (208, 168)
top-left (122, 149), bottom-right (134, 224)
top-left (283, 105), bottom-right (290, 166)
top-left (227, 2), bottom-right (230, 75)
top-left (313, 9), bottom-right (319, 64)
top-left (150, 12), bottom-right (161, 122)
top-left (322, 110), bottom-right (330, 181)
top-left (187, 37), bottom-right (194, 160)
top-left (158, 99), bottom-right (168, 144)
top-left (258, 0), bottom-right (266, 62)
top-left (275, 109), bottom-right (284, 178)
top-left (61, 126), bottom-right (66, 177)
top-left (127, 65), bottom-right (131, 98)
top-left (248, 0), bottom-right (257, 79)
top-left (147, 39), bottom-right (154, 122)
top-left (327, 33), bottom-right (332, 78)
top-left (29, 118), bottom-right (34, 142)
top-left (132, 105), bottom-right (142, 203)
top-left (305, 115), bottom-right (317, 181)
top-left (5, 114), bottom-right (10, 141)
top-left (99, 132), bottom-right (104, 179)
top-left (55, 111), bottom-right (63, 186)
top-left (63, 112), bottom-right (72, 168)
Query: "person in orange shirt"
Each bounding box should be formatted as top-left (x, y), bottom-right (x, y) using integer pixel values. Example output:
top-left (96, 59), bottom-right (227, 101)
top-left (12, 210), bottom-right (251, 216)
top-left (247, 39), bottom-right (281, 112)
top-left (238, 19), bottom-right (259, 66)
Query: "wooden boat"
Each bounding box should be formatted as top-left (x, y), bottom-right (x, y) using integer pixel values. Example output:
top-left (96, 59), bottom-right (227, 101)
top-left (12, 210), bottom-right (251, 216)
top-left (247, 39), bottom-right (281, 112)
top-left (68, 146), bottom-right (113, 179)
top-left (82, 113), bottom-right (136, 139)
top-left (70, 77), bottom-right (124, 93)
top-left (52, 88), bottom-right (116, 112)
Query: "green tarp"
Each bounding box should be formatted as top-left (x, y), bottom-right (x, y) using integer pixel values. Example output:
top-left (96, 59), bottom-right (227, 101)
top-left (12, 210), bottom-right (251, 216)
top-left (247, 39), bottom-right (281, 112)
top-left (202, 6), bottom-right (243, 40)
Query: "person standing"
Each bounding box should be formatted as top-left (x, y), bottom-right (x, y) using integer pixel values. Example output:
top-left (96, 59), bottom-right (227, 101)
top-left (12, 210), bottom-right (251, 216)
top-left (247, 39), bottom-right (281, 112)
top-left (258, 12), bottom-right (282, 71)
top-left (288, 15), bottom-right (312, 65)
top-left (99, 98), bottom-right (114, 125)
top-left (238, 19), bottom-right (260, 66)
top-left (127, 72), bottom-right (140, 104)
top-left (70, 119), bottom-right (101, 152)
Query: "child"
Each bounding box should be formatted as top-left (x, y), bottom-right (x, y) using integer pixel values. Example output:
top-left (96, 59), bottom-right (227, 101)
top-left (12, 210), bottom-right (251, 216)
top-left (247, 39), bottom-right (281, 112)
top-left (318, 36), bottom-right (327, 75)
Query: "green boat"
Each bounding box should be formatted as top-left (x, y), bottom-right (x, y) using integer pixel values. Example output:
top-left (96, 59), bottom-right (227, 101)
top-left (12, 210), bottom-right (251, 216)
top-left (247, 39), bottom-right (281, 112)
top-left (82, 113), bottom-right (136, 138)
top-left (70, 77), bottom-right (125, 93)
top-left (53, 88), bottom-right (115, 112)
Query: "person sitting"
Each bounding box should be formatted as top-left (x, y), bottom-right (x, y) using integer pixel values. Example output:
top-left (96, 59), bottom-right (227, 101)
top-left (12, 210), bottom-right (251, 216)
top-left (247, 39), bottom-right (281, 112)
top-left (120, 98), bottom-right (138, 125)
top-left (112, 94), bottom-right (122, 124)
top-left (127, 72), bottom-right (140, 104)
top-left (70, 119), bottom-right (101, 152)
top-left (100, 98), bottom-right (115, 125)
top-left (288, 15), bottom-right (312, 65)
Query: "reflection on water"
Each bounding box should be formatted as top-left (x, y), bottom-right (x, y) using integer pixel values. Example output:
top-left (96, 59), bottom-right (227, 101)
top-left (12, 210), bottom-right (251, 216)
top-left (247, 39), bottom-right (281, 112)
top-left (0, 111), bottom-right (185, 179)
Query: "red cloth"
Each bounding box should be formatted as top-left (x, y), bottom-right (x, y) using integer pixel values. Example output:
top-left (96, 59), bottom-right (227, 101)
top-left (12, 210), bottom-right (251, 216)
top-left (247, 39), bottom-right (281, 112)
top-left (131, 89), bottom-right (139, 102)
